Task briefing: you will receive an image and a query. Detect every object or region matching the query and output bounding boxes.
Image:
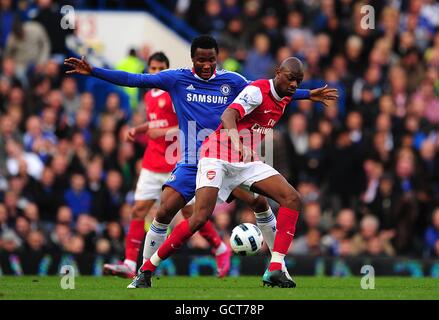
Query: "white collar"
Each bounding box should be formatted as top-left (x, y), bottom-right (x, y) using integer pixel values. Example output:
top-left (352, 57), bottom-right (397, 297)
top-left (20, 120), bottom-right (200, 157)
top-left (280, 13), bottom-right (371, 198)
top-left (269, 79), bottom-right (283, 101)
top-left (150, 89), bottom-right (165, 97)
top-left (192, 69), bottom-right (217, 81)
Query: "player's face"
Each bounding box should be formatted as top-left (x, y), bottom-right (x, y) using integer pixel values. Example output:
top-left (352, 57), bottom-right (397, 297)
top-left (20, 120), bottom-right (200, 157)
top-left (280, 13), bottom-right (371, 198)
top-left (192, 48), bottom-right (217, 80)
top-left (148, 60), bottom-right (168, 75)
top-left (275, 68), bottom-right (304, 97)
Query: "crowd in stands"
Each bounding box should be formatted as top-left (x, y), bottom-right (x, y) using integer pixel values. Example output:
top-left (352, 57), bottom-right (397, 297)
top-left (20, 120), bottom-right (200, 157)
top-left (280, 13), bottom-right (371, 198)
top-left (1, 0), bottom-right (439, 275)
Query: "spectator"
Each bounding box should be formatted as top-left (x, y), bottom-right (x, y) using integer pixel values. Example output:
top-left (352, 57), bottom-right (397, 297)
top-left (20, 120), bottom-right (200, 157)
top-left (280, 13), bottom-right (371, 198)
top-left (86, 156), bottom-right (105, 219)
top-left (283, 10), bottom-right (313, 60)
top-left (219, 18), bottom-right (248, 58)
top-left (351, 215), bottom-right (395, 257)
top-left (95, 237), bottom-right (112, 260)
top-left (327, 130), bottom-right (365, 210)
top-left (418, 140), bottom-right (439, 202)
top-left (345, 35), bottom-right (365, 78)
top-left (345, 111), bottom-right (367, 147)
top-left (321, 224), bottom-right (345, 256)
top-left (48, 223), bottom-right (71, 254)
top-left (0, 203), bottom-right (11, 235)
top-left (424, 208), bottom-right (439, 257)
top-left (335, 208), bottom-right (357, 239)
top-left (364, 173), bottom-right (398, 231)
top-left (0, 115), bottom-right (22, 176)
top-left (22, 230), bottom-right (46, 274)
top-left (23, 202), bottom-right (43, 231)
top-left (67, 131), bottom-right (90, 174)
top-left (296, 201), bottom-right (326, 237)
top-left (23, 115), bottom-right (57, 163)
top-left (213, 206), bottom-right (232, 238)
top-left (99, 170), bottom-right (124, 222)
top-left (32, 0), bottom-right (73, 56)
top-left (50, 153), bottom-right (70, 190)
top-left (75, 214), bottom-right (97, 253)
top-left (401, 47), bottom-right (426, 93)
top-left (60, 77), bottom-right (80, 125)
top-left (26, 75), bottom-right (51, 115)
top-left (97, 132), bottom-right (118, 171)
top-left (1, 230), bottom-right (23, 253)
top-left (65, 234), bottom-right (85, 255)
top-left (220, 0), bottom-right (240, 22)
top-left (196, 0), bottom-right (225, 35)
top-left (1, 57), bottom-right (22, 89)
top-left (101, 92), bottom-right (126, 131)
top-left (388, 65), bottom-right (409, 119)
top-left (302, 131), bottom-right (328, 184)
top-left (103, 221), bottom-right (125, 258)
top-left (56, 206), bottom-right (73, 226)
top-left (4, 18), bottom-right (50, 83)
top-left (283, 113), bottom-right (309, 183)
top-left (63, 172), bottom-right (92, 219)
top-left (5, 139), bottom-right (44, 180)
top-left (0, 0), bottom-right (14, 48)
top-left (258, 8), bottom-right (285, 56)
top-left (243, 33), bottom-right (274, 79)
top-left (289, 228), bottom-right (324, 256)
top-left (413, 79), bottom-right (439, 125)
top-left (15, 215), bottom-right (31, 244)
top-left (361, 158), bottom-right (384, 208)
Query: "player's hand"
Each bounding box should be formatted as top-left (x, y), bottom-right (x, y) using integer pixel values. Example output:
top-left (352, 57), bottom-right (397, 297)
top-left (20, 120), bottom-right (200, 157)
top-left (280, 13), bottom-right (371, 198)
top-left (126, 127), bottom-right (137, 142)
top-left (310, 85), bottom-right (339, 107)
top-left (64, 56), bottom-right (93, 75)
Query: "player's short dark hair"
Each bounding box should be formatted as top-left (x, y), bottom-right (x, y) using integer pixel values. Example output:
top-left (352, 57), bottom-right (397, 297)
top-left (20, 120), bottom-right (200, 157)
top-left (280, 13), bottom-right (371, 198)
top-left (148, 51), bottom-right (170, 68)
top-left (190, 35), bottom-right (219, 58)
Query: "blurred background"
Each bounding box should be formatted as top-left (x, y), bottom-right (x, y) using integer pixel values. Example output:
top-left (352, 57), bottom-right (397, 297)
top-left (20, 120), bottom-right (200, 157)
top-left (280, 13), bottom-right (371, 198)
top-left (0, 0), bottom-right (439, 276)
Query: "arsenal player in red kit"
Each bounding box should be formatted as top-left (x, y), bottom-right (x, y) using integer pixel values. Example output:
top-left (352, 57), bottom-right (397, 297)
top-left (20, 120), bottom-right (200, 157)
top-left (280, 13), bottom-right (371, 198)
top-left (131, 57), bottom-right (338, 288)
top-left (104, 52), bottom-right (229, 278)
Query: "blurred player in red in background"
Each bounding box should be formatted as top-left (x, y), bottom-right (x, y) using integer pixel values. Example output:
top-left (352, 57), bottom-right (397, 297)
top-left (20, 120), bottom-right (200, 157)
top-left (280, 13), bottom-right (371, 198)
top-left (104, 52), bottom-right (229, 278)
top-left (131, 57), bottom-right (338, 288)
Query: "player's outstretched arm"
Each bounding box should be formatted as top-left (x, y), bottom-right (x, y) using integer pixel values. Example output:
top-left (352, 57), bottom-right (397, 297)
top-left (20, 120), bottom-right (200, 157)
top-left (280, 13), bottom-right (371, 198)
top-left (64, 56), bottom-right (171, 89)
top-left (309, 84), bottom-right (339, 107)
top-left (126, 123), bottom-right (150, 142)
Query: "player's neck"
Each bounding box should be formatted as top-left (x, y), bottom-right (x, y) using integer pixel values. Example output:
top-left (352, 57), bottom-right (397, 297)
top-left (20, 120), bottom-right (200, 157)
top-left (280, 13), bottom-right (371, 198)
top-left (192, 68), bottom-right (217, 81)
top-left (269, 79), bottom-right (285, 101)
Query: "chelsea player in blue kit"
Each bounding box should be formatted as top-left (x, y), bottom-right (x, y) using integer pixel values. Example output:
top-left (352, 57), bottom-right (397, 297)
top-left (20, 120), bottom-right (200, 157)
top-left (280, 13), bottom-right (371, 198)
top-left (64, 35), bottom-right (338, 283)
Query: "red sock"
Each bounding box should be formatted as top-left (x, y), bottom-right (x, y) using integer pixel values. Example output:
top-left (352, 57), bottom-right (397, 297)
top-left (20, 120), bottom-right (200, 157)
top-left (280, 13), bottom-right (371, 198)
top-left (198, 220), bottom-right (222, 249)
top-left (269, 207), bottom-right (299, 272)
top-left (141, 219), bottom-right (194, 272)
top-left (125, 219), bottom-right (145, 263)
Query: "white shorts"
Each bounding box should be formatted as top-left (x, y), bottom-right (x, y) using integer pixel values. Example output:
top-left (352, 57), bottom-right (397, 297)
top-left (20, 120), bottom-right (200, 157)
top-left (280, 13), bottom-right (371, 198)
top-left (196, 158), bottom-right (280, 204)
top-left (134, 168), bottom-right (171, 201)
top-left (186, 197), bottom-right (196, 206)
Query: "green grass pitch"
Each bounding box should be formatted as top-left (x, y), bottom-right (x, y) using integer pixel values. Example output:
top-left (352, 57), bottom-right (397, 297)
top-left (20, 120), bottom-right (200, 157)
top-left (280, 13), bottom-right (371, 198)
top-left (0, 276), bottom-right (438, 300)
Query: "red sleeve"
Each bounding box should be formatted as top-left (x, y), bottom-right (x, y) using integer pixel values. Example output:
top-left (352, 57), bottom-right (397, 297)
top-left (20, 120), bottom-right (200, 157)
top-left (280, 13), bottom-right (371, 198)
top-left (228, 103), bottom-right (246, 119)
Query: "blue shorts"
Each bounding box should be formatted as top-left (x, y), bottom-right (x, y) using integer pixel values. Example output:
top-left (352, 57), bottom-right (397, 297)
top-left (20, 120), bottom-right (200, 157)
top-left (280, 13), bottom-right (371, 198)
top-left (162, 163), bottom-right (198, 203)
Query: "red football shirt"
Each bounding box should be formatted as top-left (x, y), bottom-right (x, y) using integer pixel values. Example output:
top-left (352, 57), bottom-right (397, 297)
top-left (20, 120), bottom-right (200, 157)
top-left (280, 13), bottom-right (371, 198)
top-left (200, 79), bottom-right (291, 162)
top-left (142, 89), bottom-right (179, 172)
